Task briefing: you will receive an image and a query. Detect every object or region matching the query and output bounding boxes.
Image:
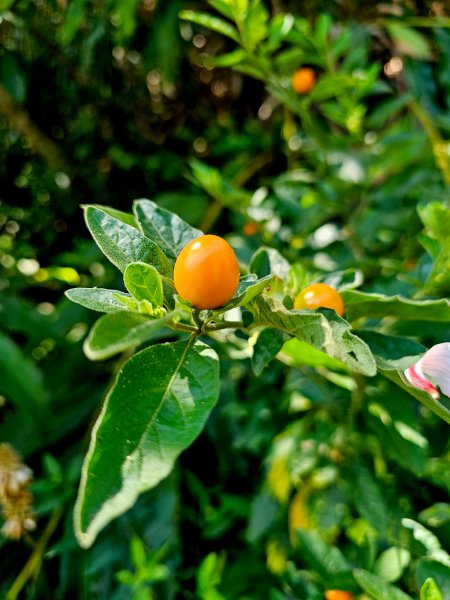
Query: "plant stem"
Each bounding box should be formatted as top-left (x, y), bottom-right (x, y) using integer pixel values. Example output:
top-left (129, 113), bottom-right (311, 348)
top-left (203, 321), bottom-right (245, 332)
top-left (7, 507), bottom-right (63, 600)
top-left (168, 322), bottom-right (198, 334)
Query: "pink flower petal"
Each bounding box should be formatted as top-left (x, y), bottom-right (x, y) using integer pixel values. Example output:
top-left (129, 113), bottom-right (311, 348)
top-left (418, 343), bottom-right (450, 398)
top-left (404, 363), bottom-right (440, 399)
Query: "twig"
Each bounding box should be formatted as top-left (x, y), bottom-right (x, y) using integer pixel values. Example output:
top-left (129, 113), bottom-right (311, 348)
top-left (6, 507), bottom-right (64, 600)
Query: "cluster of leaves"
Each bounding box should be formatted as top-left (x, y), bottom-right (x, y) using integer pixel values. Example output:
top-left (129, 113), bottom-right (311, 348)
top-left (2, 0), bottom-right (450, 598)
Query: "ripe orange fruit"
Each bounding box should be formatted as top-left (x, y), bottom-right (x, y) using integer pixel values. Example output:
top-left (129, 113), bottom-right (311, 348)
top-left (243, 222), bottom-right (258, 236)
top-left (324, 591), bottom-right (353, 600)
top-left (292, 67), bottom-right (316, 94)
top-left (294, 283), bottom-right (344, 316)
top-left (174, 235), bottom-right (240, 309)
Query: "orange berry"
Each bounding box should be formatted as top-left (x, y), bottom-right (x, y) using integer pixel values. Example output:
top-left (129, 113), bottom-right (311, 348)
top-left (294, 283), bottom-right (344, 316)
top-left (292, 67), bottom-right (316, 94)
top-left (243, 222), bottom-right (258, 236)
top-left (324, 591), bottom-right (353, 600)
top-left (174, 235), bottom-right (240, 309)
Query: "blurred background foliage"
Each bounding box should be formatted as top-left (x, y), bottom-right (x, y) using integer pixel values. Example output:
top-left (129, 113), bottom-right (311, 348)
top-left (2, 0), bottom-right (450, 598)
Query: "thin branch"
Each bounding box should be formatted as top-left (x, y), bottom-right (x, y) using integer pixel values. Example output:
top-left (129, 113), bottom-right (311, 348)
top-left (168, 322), bottom-right (198, 334)
top-left (7, 507), bottom-right (63, 600)
top-left (203, 320), bottom-right (245, 332)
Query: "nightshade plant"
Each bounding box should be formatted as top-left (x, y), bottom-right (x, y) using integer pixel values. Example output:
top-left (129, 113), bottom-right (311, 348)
top-left (66, 200), bottom-right (450, 550)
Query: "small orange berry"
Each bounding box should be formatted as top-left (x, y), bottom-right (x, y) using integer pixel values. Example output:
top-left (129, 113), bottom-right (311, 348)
top-left (324, 591), bottom-right (353, 600)
top-left (292, 67), bottom-right (316, 94)
top-left (174, 235), bottom-right (240, 309)
top-left (294, 283), bottom-right (344, 316)
top-left (243, 222), bottom-right (258, 236)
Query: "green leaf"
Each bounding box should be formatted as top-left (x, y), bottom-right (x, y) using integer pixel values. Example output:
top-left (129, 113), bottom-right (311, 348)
top-left (421, 578), bottom-right (444, 600)
top-left (381, 370), bottom-right (450, 426)
top-left (424, 459), bottom-right (450, 494)
top-left (178, 10), bottom-right (240, 42)
top-left (0, 0), bottom-right (16, 11)
top-left (419, 504), bottom-right (450, 528)
top-left (65, 288), bottom-right (136, 313)
top-left (266, 13), bottom-right (294, 50)
top-left (281, 338), bottom-right (348, 371)
top-left (133, 199), bottom-right (203, 262)
top-left (296, 529), bottom-right (352, 583)
top-left (242, 0), bottom-right (269, 50)
top-left (0, 332), bottom-right (48, 439)
top-left (353, 465), bottom-right (390, 534)
top-left (90, 204), bottom-right (138, 228)
top-left (416, 561), bottom-right (450, 599)
top-left (74, 339), bottom-right (220, 548)
top-left (353, 569), bottom-right (413, 600)
top-left (124, 262), bottom-right (163, 306)
top-left (321, 268), bottom-right (364, 291)
top-left (401, 519), bottom-right (450, 566)
top-left (357, 331), bottom-right (450, 429)
top-left (250, 247), bottom-right (290, 281)
top-left (356, 331), bottom-right (425, 371)
top-left (374, 547), bottom-right (411, 582)
top-left (249, 295), bottom-right (376, 376)
top-left (84, 310), bottom-right (176, 360)
top-left (1, 53), bottom-right (27, 102)
top-left (84, 206), bottom-right (173, 277)
top-left (386, 23), bottom-right (432, 59)
top-left (251, 328), bottom-right (289, 375)
top-left (207, 0), bottom-right (234, 20)
top-left (418, 201), bottom-right (450, 243)
top-left (213, 274), bottom-right (273, 313)
top-left (365, 392), bottom-right (428, 476)
top-left (341, 290), bottom-right (450, 322)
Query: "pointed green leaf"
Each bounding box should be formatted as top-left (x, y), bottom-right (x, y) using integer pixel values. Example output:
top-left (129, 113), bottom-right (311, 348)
top-left (84, 206), bottom-right (173, 277)
top-left (250, 247), bottom-right (290, 281)
top-left (89, 204), bottom-right (138, 228)
top-left (341, 290), bottom-right (450, 322)
top-left (213, 274), bottom-right (273, 313)
top-left (249, 295), bottom-right (376, 376)
top-left (74, 339), bottom-right (220, 548)
top-left (207, 0), bottom-right (234, 20)
top-left (133, 199), bottom-right (203, 261)
top-left (178, 10), bottom-right (240, 42)
top-left (353, 569), bottom-right (413, 600)
top-left (84, 310), bottom-right (176, 360)
top-left (421, 578), bottom-right (443, 600)
top-left (251, 328), bottom-right (289, 375)
top-left (417, 561), bottom-right (450, 599)
top-left (243, 0), bottom-right (269, 50)
top-left (386, 23), bottom-right (431, 59)
top-left (124, 262), bottom-right (163, 306)
top-left (296, 529), bottom-right (352, 583)
top-left (419, 504), bottom-right (450, 528)
top-left (65, 288), bottom-right (136, 313)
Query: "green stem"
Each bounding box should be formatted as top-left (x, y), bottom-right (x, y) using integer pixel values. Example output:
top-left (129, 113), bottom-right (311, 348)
top-left (203, 321), bottom-right (245, 332)
top-left (7, 507), bottom-right (63, 600)
top-left (348, 373), bottom-right (365, 428)
top-left (168, 322), bottom-right (198, 334)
